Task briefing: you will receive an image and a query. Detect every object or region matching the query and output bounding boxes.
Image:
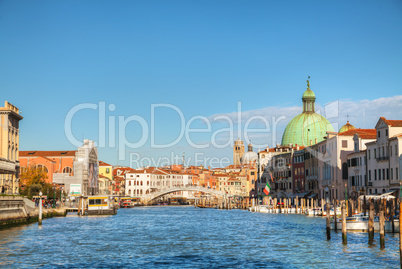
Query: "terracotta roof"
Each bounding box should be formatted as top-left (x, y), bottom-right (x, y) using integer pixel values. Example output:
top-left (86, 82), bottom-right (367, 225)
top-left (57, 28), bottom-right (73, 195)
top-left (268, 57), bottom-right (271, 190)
top-left (338, 129), bottom-right (376, 139)
top-left (20, 150), bottom-right (76, 157)
top-left (99, 161), bottom-right (112, 167)
top-left (381, 117), bottom-right (402, 127)
top-left (113, 167), bottom-right (136, 176)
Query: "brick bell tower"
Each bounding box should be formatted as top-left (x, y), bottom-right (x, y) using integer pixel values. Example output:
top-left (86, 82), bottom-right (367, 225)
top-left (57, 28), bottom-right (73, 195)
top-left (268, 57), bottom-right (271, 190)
top-left (233, 139), bottom-right (245, 167)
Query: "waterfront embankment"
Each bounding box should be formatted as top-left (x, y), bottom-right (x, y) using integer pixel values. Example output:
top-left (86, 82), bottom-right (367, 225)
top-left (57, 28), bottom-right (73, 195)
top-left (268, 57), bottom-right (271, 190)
top-left (0, 196), bottom-right (66, 229)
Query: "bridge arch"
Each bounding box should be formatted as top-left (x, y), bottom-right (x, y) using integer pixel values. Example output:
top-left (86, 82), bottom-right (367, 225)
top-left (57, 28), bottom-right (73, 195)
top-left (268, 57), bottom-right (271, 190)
top-left (141, 185), bottom-right (226, 203)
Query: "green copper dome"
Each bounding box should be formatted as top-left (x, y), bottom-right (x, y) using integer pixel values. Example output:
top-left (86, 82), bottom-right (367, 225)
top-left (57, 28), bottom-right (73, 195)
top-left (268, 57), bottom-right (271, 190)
top-left (302, 89), bottom-right (316, 99)
top-left (339, 121), bottom-right (356, 133)
top-left (281, 78), bottom-right (334, 147)
top-left (281, 113), bottom-right (334, 146)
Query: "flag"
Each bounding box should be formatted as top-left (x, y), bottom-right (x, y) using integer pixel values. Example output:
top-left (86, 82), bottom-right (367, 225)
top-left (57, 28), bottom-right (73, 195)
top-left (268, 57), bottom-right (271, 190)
top-left (263, 182), bottom-right (271, 195)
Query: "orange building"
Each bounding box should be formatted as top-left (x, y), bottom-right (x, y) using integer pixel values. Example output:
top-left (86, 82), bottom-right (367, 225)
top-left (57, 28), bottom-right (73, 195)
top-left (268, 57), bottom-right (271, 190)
top-left (19, 151), bottom-right (76, 184)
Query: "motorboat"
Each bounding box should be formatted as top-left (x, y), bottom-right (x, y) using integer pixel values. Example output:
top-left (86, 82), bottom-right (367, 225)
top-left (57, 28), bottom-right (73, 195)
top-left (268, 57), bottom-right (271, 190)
top-left (304, 208), bottom-right (322, 216)
top-left (330, 213), bottom-right (400, 233)
top-left (322, 207), bottom-right (341, 217)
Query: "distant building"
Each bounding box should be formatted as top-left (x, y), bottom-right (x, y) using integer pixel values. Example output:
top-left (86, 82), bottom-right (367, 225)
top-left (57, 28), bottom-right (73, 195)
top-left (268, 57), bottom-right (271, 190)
top-left (0, 101), bottom-right (23, 194)
top-left (366, 117), bottom-right (402, 195)
top-left (292, 149), bottom-right (305, 194)
top-left (22, 140), bottom-right (99, 197)
top-left (99, 161), bottom-right (113, 195)
top-left (20, 150), bottom-right (76, 184)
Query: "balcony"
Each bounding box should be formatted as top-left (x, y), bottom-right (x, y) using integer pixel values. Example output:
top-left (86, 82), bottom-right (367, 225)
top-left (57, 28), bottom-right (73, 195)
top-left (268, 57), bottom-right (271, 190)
top-left (321, 179), bottom-right (331, 187)
top-left (0, 158), bottom-right (16, 174)
top-left (376, 156), bottom-right (389, 162)
top-left (389, 179), bottom-right (401, 187)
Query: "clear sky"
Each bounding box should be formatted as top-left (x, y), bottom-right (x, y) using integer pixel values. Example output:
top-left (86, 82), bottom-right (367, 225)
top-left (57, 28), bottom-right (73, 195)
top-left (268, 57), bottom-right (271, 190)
top-left (1, 0), bottom-right (401, 167)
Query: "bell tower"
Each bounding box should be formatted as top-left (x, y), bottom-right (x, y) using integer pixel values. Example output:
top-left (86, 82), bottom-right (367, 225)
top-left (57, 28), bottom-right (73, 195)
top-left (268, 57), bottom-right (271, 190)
top-left (233, 139), bottom-right (245, 167)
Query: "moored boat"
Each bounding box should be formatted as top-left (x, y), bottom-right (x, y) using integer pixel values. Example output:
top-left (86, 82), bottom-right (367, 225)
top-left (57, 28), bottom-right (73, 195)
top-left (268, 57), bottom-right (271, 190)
top-left (330, 213), bottom-right (400, 233)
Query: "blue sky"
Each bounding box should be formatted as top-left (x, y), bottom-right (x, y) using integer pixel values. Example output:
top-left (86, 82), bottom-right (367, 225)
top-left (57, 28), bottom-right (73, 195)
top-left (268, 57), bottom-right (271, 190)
top-left (1, 0), bottom-right (401, 167)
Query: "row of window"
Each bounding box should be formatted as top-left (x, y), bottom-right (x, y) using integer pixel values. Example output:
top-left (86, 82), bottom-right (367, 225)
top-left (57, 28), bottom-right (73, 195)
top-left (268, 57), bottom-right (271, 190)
top-left (368, 145), bottom-right (399, 159)
top-left (368, 168), bottom-right (399, 181)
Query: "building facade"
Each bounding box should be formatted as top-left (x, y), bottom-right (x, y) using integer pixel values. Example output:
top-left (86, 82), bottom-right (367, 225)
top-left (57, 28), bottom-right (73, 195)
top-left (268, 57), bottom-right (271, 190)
top-left (0, 101), bottom-right (23, 194)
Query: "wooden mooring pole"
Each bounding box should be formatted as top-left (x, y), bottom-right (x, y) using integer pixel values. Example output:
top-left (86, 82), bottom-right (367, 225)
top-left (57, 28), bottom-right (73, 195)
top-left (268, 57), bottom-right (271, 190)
top-left (379, 199), bottom-right (385, 249)
top-left (334, 200), bottom-right (338, 232)
top-left (342, 200), bottom-right (347, 244)
top-left (369, 199), bottom-right (374, 245)
top-left (326, 201), bottom-right (331, 240)
top-left (399, 200), bottom-right (402, 268)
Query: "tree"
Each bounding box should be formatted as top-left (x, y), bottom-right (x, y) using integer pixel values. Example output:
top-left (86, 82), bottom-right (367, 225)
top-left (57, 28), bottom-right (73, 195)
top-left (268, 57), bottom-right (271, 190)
top-left (20, 166), bottom-right (47, 197)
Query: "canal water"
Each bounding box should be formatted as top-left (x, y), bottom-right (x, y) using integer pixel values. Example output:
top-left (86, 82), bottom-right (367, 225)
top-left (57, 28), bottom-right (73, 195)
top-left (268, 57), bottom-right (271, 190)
top-left (0, 206), bottom-right (399, 268)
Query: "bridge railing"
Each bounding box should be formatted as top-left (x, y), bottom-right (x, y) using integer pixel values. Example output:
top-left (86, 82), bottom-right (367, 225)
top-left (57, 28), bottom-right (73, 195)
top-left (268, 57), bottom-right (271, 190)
top-left (141, 185), bottom-right (226, 201)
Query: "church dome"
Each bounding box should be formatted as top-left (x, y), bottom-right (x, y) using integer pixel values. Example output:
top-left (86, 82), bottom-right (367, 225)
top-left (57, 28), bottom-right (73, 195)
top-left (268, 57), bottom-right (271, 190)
top-left (339, 121), bottom-right (356, 133)
top-left (242, 143), bottom-right (257, 164)
top-left (281, 113), bottom-right (334, 146)
top-left (281, 78), bottom-right (334, 147)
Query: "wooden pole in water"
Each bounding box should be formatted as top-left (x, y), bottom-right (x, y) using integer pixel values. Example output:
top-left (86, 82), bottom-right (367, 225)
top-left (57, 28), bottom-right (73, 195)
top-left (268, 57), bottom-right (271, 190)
top-left (321, 199), bottom-right (325, 216)
top-left (391, 199), bottom-right (395, 233)
top-left (364, 194), bottom-right (367, 216)
top-left (326, 201), bottom-right (331, 240)
top-left (289, 198), bottom-right (292, 213)
top-left (379, 199), bottom-right (385, 249)
top-left (342, 200), bottom-right (347, 244)
top-left (399, 200), bottom-right (402, 268)
top-left (369, 199), bottom-right (374, 245)
top-left (334, 200), bottom-right (338, 232)
top-left (351, 199), bottom-right (355, 216)
top-left (295, 198), bottom-right (298, 214)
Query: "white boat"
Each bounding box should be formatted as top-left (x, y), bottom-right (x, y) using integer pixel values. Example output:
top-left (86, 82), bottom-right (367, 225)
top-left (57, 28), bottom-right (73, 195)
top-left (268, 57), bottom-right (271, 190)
top-left (322, 207), bottom-right (341, 217)
top-left (330, 213), bottom-right (400, 233)
top-left (304, 208), bottom-right (322, 216)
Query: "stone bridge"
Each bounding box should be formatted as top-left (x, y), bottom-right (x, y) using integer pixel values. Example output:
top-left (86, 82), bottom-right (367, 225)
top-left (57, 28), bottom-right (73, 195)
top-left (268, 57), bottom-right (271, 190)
top-left (141, 185), bottom-right (226, 203)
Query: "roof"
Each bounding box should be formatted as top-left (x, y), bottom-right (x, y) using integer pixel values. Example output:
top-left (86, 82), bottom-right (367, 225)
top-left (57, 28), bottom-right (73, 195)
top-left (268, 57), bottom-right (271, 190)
top-left (381, 117), bottom-right (402, 127)
top-left (339, 128), bottom-right (376, 139)
top-left (302, 88), bottom-right (315, 99)
top-left (99, 161), bottom-right (112, 167)
top-left (281, 112), bottom-right (334, 147)
top-left (20, 150), bottom-right (76, 157)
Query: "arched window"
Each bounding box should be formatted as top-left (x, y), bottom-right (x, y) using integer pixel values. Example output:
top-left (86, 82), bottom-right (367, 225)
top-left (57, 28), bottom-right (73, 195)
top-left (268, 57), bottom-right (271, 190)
top-left (128, 189), bottom-right (131, 195)
top-left (141, 181), bottom-right (143, 186)
top-left (63, 166), bottom-right (73, 175)
top-left (140, 189), bottom-right (143, 195)
top-left (35, 165), bottom-right (48, 173)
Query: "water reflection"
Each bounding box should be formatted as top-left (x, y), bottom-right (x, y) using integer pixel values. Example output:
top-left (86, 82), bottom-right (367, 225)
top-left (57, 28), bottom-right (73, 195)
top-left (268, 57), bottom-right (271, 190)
top-left (0, 207), bottom-right (399, 268)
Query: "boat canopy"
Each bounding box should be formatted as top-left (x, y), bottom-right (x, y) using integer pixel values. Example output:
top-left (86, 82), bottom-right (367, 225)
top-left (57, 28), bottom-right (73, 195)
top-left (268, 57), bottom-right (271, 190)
top-left (291, 192), bottom-right (311, 198)
top-left (358, 194), bottom-right (395, 201)
top-left (307, 193), bottom-right (318, 199)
